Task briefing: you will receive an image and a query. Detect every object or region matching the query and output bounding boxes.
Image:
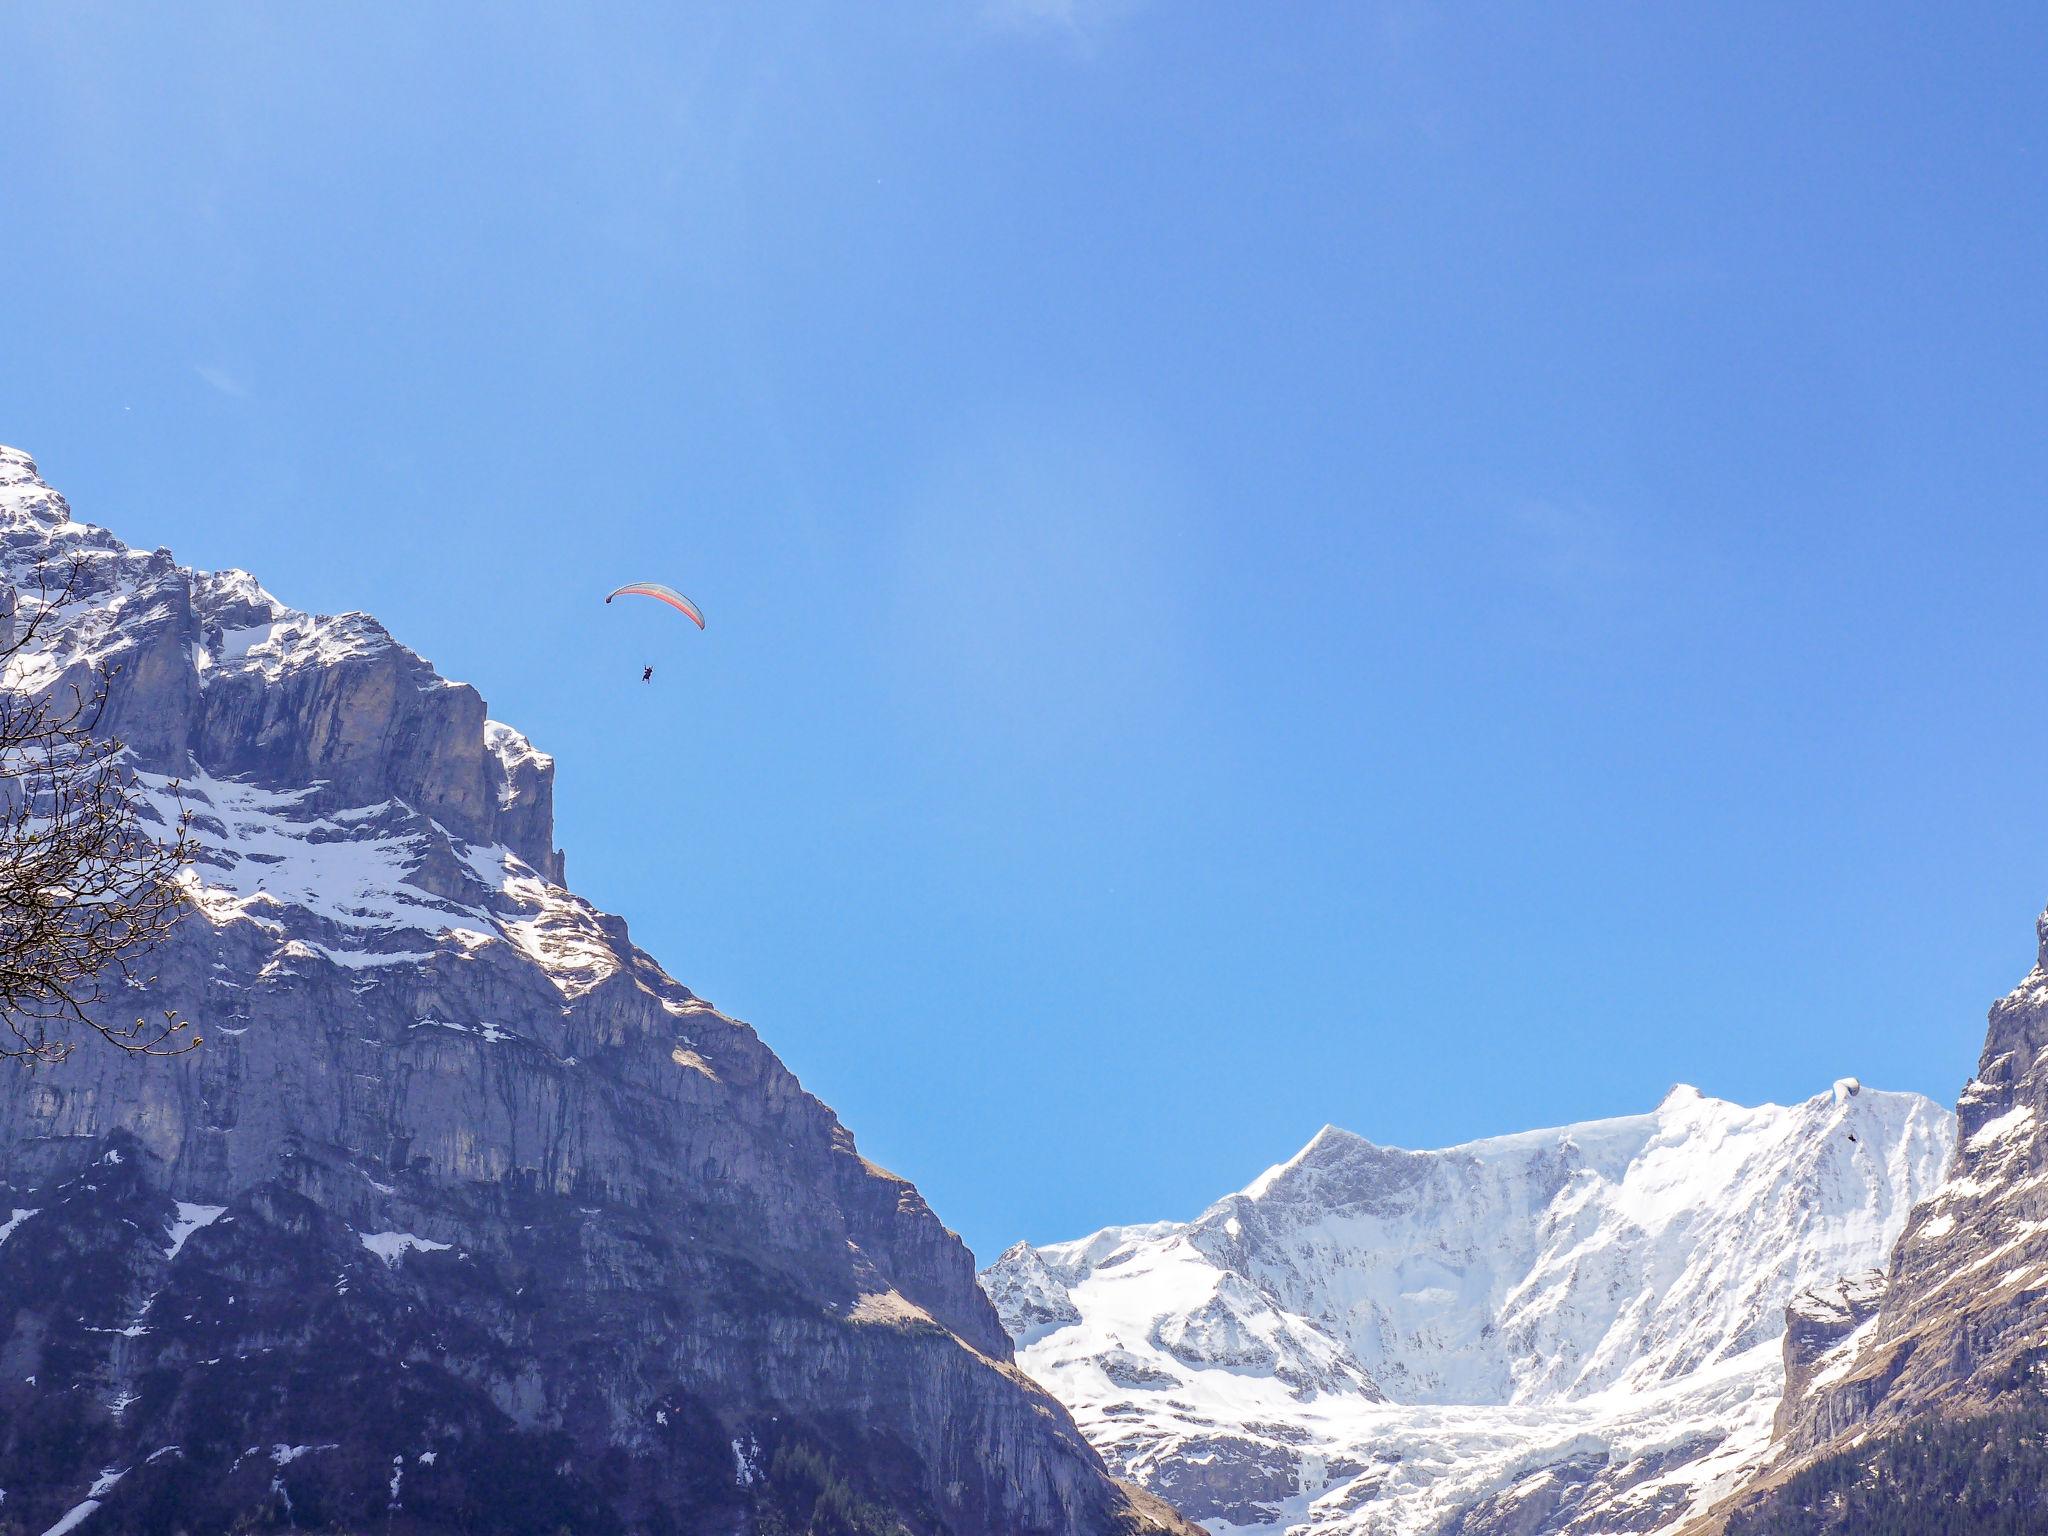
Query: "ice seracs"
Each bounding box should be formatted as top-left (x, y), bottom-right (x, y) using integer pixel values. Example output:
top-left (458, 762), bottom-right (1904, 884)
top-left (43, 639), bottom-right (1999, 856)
top-left (984, 1083), bottom-right (1953, 1536)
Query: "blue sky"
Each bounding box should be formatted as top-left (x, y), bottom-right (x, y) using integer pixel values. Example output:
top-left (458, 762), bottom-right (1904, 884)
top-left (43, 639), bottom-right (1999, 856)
top-left (5, 3), bottom-right (2047, 1262)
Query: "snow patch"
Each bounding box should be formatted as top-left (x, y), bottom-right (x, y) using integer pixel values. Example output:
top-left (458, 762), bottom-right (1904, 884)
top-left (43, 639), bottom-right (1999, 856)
top-left (414, 1018), bottom-right (515, 1044)
top-left (41, 1467), bottom-right (126, 1536)
top-left (359, 1231), bottom-right (453, 1266)
top-left (1967, 1103), bottom-right (2035, 1152)
top-left (164, 1203), bottom-right (226, 1261)
top-left (0, 1209), bottom-right (39, 1247)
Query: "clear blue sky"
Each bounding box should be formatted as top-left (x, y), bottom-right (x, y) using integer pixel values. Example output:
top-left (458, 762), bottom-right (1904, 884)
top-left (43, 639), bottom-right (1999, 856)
top-left (5, 3), bottom-right (2046, 1263)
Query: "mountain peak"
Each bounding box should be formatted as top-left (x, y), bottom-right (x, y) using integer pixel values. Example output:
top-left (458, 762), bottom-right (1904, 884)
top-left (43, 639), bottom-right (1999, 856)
top-left (0, 450), bottom-right (1190, 1536)
top-left (0, 444), bottom-right (47, 492)
top-left (0, 445), bottom-right (563, 879)
top-left (987, 1081), bottom-right (1955, 1535)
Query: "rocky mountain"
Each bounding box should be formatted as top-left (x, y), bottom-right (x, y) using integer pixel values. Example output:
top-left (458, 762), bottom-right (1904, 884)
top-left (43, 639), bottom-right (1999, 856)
top-left (981, 1083), bottom-right (1954, 1536)
top-left (1690, 907), bottom-right (2048, 1534)
top-left (0, 446), bottom-right (1194, 1536)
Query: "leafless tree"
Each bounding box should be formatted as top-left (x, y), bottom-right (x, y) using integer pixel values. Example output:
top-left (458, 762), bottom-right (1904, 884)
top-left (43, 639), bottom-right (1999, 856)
top-left (0, 556), bottom-right (195, 1064)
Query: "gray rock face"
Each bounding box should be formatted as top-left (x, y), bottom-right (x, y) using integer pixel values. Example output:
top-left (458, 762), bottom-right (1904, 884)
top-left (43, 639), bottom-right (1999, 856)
top-left (0, 447), bottom-right (1194, 1536)
top-left (1768, 912), bottom-right (2048, 1458)
top-left (1773, 1270), bottom-right (1887, 1435)
top-left (1688, 906), bottom-right (2048, 1533)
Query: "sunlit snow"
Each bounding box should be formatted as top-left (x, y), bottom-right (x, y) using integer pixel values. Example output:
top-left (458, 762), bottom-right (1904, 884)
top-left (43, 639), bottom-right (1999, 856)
top-left (987, 1084), bottom-right (1955, 1536)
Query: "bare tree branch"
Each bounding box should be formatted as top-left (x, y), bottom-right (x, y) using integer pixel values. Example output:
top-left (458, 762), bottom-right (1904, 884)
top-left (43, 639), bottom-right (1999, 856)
top-left (0, 556), bottom-right (196, 1064)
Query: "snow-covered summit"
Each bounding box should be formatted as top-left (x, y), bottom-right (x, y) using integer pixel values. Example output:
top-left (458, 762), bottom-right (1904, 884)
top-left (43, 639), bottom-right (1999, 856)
top-left (1188, 1082), bottom-right (1949, 1405)
top-left (984, 1084), bottom-right (1953, 1535)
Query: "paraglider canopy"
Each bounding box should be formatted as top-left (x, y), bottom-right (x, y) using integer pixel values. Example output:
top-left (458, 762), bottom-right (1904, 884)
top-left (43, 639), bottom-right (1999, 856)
top-left (605, 582), bottom-right (705, 629)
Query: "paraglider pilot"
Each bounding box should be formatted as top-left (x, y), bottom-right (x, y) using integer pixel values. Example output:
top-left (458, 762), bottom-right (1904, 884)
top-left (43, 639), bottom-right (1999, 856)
top-left (606, 584), bottom-right (701, 688)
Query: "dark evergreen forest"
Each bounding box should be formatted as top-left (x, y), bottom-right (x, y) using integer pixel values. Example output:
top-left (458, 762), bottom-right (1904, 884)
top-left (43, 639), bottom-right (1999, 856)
top-left (1729, 1409), bottom-right (2048, 1536)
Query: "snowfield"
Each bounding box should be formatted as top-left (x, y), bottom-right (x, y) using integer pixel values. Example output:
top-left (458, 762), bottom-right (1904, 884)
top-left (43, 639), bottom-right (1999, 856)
top-left (983, 1083), bottom-right (1954, 1536)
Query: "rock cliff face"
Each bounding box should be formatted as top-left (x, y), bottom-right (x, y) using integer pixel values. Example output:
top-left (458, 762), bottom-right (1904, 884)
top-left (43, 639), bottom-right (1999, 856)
top-left (1775, 911), bottom-right (2048, 1451)
top-left (983, 1085), bottom-right (1953, 1536)
top-left (1690, 906), bottom-right (2048, 1532)
top-left (1772, 1271), bottom-right (1888, 1433)
top-left (0, 447), bottom-right (1193, 1536)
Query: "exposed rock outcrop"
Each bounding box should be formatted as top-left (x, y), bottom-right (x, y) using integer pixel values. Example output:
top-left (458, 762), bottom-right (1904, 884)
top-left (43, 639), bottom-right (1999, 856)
top-left (0, 447), bottom-right (1194, 1536)
top-left (1773, 1270), bottom-right (1888, 1438)
top-left (1773, 916), bottom-right (2048, 1452)
top-left (1691, 907), bottom-right (2048, 1533)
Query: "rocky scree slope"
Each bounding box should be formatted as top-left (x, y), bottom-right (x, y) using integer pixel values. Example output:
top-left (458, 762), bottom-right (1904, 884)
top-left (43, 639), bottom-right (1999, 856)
top-left (0, 447), bottom-right (1193, 1536)
top-left (983, 1083), bottom-right (1952, 1536)
top-left (1689, 906), bottom-right (2048, 1533)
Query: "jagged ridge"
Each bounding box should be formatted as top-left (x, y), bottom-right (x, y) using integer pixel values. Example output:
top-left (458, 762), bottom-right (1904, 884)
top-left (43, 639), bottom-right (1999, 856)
top-left (983, 1082), bottom-right (1952, 1536)
top-left (0, 447), bottom-right (1193, 1536)
top-left (1690, 906), bottom-right (2048, 1533)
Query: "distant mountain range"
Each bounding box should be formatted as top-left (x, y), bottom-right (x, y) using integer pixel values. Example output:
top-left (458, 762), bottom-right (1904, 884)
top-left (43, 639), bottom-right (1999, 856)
top-left (983, 1081), bottom-right (1956, 1535)
top-left (986, 898), bottom-right (2048, 1536)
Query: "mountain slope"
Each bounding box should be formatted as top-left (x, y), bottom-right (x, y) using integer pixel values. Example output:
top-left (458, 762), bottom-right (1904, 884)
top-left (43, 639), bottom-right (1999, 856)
top-left (1691, 905), bottom-right (2048, 1534)
top-left (982, 1084), bottom-right (1952, 1536)
top-left (0, 446), bottom-right (1194, 1536)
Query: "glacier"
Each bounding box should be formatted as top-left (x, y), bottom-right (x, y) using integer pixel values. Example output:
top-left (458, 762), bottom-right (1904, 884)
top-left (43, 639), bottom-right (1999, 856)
top-left (983, 1081), bottom-right (1954, 1536)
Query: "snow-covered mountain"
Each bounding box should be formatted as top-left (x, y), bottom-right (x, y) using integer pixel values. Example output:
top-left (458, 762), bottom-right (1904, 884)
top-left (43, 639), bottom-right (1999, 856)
top-left (981, 1083), bottom-right (1954, 1536)
top-left (0, 446), bottom-right (1192, 1536)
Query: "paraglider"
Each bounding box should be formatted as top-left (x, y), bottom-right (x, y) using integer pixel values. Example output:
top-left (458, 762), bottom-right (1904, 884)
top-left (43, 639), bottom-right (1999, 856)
top-left (605, 582), bottom-right (705, 628)
top-left (606, 582), bottom-right (703, 685)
